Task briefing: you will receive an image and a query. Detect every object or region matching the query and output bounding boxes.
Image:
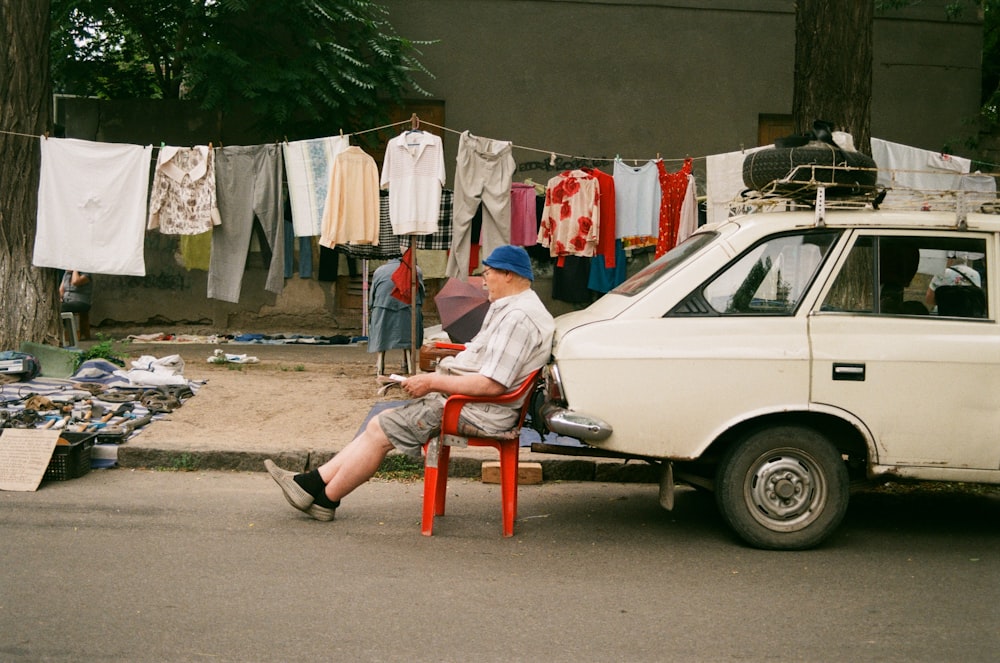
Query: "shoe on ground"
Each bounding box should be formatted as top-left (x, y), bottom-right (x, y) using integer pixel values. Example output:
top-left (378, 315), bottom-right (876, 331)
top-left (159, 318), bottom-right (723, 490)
top-left (307, 503), bottom-right (337, 521)
top-left (264, 459), bottom-right (314, 512)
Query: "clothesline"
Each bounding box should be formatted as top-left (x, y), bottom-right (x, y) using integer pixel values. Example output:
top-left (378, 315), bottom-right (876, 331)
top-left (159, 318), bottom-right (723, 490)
top-left (410, 117), bottom-right (694, 167)
top-left (6, 123), bottom-right (1000, 174)
top-left (0, 124), bottom-right (757, 172)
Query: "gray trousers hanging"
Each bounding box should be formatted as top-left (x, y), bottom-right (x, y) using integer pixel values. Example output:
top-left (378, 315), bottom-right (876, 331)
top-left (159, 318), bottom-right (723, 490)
top-left (209, 144), bottom-right (285, 303)
top-left (446, 131), bottom-right (515, 279)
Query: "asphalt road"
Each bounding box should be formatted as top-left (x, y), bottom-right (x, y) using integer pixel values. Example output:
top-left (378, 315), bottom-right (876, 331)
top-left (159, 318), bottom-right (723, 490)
top-left (2, 470), bottom-right (998, 663)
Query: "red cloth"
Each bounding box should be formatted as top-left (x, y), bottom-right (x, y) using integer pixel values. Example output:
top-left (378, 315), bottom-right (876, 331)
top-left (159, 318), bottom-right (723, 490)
top-left (655, 157), bottom-right (693, 258)
top-left (391, 246), bottom-right (414, 304)
top-left (583, 168), bottom-right (616, 268)
top-left (469, 242), bottom-right (480, 275)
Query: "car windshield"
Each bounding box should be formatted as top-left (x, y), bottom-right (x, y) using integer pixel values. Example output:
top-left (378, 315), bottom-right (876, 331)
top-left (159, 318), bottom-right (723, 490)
top-left (611, 232), bottom-right (717, 296)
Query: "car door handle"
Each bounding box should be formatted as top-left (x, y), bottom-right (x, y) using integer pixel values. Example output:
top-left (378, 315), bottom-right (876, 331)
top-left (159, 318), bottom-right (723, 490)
top-left (832, 363), bottom-right (865, 381)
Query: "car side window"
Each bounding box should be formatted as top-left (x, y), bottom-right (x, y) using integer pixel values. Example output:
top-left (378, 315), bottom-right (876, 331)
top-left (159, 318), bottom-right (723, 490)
top-left (698, 231), bottom-right (839, 315)
top-left (821, 235), bottom-right (988, 318)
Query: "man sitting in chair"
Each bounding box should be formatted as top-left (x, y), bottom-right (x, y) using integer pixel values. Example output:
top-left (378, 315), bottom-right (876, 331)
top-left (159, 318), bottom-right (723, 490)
top-left (265, 245), bottom-right (555, 521)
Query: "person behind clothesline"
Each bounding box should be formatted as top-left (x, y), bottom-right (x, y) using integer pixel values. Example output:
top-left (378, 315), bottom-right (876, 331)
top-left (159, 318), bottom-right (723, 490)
top-left (59, 270), bottom-right (93, 314)
top-left (925, 251), bottom-right (983, 313)
top-left (264, 245), bottom-right (555, 521)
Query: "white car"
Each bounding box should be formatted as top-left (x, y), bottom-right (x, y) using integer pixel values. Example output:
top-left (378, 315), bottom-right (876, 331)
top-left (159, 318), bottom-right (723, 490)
top-left (538, 192), bottom-right (999, 549)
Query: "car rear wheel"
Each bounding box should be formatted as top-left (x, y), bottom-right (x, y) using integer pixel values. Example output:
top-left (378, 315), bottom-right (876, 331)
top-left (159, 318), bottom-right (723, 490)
top-left (716, 426), bottom-right (849, 550)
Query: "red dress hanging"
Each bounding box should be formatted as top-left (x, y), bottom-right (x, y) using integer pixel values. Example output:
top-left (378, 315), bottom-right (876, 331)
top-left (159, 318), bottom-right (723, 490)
top-left (655, 157), bottom-right (693, 258)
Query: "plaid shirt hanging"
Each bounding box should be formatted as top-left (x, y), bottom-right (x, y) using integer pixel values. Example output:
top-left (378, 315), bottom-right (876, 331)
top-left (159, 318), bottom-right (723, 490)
top-left (335, 191), bottom-right (402, 259)
top-left (399, 189), bottom-right (453, 251)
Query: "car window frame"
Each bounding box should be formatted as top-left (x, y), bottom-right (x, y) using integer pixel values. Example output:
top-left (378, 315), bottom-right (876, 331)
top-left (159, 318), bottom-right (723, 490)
top-left (667, 228), bottom-right (843, 317)
top-left (815, 230), bottom-right (991, 320)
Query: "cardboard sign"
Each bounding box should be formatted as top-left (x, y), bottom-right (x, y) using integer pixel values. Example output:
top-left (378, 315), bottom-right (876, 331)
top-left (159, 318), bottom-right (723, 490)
top-left (0, 429), bottom-right (60, 491)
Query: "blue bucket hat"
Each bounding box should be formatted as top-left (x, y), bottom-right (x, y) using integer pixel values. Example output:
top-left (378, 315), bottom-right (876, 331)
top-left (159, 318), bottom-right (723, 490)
top-left (483, 245), bottom-right (534, 281)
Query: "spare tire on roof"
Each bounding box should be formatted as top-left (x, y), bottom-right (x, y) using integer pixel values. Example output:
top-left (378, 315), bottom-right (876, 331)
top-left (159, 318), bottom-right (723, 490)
top-left (742, 141), bottom-right (878, 198)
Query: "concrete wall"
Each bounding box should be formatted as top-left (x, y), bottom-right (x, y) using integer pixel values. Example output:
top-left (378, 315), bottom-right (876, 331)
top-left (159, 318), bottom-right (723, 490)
top-left (63, 0), bottom-right (984, 335)
top-left (380, 0), bottom-right (982, 179)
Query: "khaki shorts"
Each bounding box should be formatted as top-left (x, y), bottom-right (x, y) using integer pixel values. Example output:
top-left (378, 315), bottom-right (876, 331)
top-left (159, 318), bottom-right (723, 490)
top-left (378, 393), bottom-right (520, 458)
top-left (378, 394), bottom-right (447, 458)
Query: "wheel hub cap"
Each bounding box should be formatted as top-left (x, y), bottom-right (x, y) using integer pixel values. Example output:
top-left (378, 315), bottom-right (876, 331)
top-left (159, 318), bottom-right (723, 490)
top-left (748, 454), bottom-right (824, 528)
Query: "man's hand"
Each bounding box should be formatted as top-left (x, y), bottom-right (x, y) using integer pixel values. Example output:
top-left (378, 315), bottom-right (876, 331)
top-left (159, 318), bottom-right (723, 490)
top-left (400, 372), bottom-right (436, 398)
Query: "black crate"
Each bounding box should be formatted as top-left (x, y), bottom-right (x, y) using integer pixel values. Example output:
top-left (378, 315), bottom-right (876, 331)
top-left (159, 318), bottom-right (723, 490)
top-left (45, 431), bottom-right (96, 481)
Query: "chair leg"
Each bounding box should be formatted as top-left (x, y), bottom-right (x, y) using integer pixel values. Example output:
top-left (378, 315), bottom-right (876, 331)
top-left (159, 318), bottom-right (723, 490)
top-left (498, 441), bottom-right (519, 537)
top-left (434, 444), bottom-right (451, 517)
top-left (421, 443), bottom-right (452, 536)
top-left (421, 462), bottom-right (439, 536)
top-left (60, 312), bottom-right (78, 347)
top-left (77, 311), bottom-right (91, 340)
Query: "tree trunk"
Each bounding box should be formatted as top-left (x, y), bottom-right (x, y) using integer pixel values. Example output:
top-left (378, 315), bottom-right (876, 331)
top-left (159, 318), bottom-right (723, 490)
top-left (793, 0), bottom-right (873, 154)
top-left (0, 0), bottom-right (57, 349)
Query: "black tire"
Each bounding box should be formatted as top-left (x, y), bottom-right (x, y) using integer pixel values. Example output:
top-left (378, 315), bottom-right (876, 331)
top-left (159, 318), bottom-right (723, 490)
top-left (715, 425), bottom-right (849, 550)
top-left (742, 142), bottom-right (877, 196)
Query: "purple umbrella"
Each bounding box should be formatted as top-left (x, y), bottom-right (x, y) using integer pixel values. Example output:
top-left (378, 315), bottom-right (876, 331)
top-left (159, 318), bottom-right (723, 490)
top-left (434, 277), bottom-right (490, 343)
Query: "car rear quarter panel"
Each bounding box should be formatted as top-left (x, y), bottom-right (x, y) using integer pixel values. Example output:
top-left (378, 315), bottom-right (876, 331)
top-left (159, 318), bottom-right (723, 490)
top-left (554, 315), bottom-right (813, 459)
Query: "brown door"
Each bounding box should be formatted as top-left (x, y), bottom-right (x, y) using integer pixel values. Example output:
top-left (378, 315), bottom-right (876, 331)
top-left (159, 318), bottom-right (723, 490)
top-left (758, 113), bottom-right (793, 146)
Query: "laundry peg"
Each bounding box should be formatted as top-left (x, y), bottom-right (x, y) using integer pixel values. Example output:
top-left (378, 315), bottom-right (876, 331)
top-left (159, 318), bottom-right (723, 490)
top-left (549, 152), bottom-right (557, 167)
top-left (410, 113), bottom-right (420, 131)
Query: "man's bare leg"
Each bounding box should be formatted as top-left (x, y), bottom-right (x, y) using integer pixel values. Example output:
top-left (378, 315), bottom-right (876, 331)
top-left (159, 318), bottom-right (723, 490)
top-left (317, 415), bottom-right (394, 502)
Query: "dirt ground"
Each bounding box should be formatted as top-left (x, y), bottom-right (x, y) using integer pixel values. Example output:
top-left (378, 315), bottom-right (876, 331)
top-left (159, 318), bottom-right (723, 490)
top-left (118, 340), bottom-right (409, 455)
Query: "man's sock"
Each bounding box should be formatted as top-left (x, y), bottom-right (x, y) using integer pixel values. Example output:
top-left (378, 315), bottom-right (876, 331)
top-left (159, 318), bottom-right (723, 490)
top-left (293, 469), bottom-right (326, 498)
top-left (294, 469), bottom-right (340, 509)
top-left (314, 493), bottom-right (341, 509)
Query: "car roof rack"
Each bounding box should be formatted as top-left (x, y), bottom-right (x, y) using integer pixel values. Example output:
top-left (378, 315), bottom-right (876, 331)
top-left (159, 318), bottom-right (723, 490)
top-left (732, 163), bottom-right (999, 229)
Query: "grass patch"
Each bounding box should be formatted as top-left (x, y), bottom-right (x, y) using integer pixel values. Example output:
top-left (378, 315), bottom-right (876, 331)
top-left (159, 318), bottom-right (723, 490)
top-left (75, 334), bottom-right (130, 370)
top-left (155, 453), bottom-right (200, 472)
top-left (279, 364), bottom-right (306, 372)
top-left (374, 454), bottom-right (423, 482)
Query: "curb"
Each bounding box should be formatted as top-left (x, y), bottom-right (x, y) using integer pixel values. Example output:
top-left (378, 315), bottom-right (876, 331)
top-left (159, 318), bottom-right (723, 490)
top-left (117, 445), bottom-right (662, 483)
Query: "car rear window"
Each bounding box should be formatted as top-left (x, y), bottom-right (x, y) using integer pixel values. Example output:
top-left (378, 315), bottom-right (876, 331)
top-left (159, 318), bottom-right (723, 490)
top-left (611, 232), bottom-right (717, 296)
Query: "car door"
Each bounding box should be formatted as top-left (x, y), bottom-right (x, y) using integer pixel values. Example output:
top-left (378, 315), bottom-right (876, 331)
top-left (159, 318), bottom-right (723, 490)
top-left (809, 230), bottom-right (1000, 471)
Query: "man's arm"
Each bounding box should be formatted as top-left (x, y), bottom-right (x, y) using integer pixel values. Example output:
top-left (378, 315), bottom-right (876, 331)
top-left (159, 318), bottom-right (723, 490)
top-left (400, 371), bottom-right (506, 399)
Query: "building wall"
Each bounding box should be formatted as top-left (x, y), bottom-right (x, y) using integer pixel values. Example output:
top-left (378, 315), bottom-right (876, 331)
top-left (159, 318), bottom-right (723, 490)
top-left (64, 0), bottom-right (984, 334)
top-left (380, 0), bottom-right (982, 180)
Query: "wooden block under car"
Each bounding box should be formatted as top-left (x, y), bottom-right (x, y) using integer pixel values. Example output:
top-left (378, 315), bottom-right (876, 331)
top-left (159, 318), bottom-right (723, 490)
top-left (481, 461), bottom-right (543, 485)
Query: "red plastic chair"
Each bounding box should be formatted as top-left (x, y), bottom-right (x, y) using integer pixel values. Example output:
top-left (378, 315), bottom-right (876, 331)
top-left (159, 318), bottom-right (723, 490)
top-left (421, 369), bottom-right (543, 537)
